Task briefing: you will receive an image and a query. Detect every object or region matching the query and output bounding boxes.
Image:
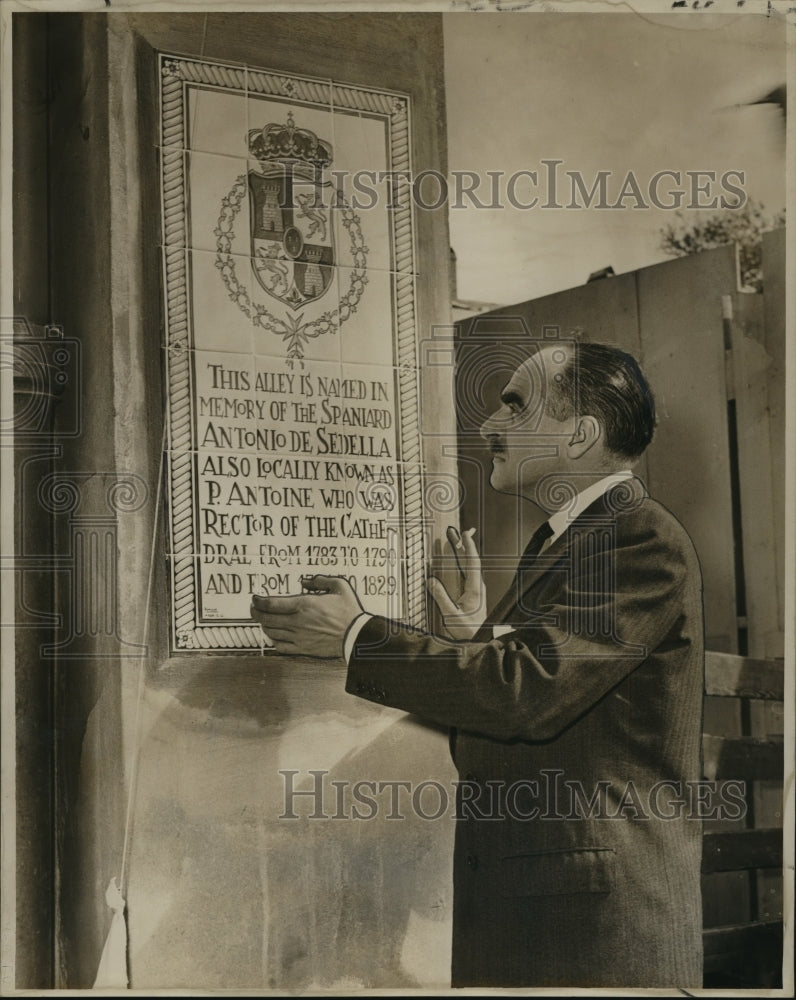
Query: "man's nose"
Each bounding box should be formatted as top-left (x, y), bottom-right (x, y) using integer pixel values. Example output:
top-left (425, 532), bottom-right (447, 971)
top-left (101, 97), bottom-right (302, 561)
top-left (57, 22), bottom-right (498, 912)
top-left (480, 410), bottom-right (500, 439)
top-left (480, 405), bottom-right (511, 438)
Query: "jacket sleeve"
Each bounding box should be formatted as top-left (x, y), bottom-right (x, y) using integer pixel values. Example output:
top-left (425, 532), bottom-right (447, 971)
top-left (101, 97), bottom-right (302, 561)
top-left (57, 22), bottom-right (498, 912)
top-left (345, 509), bottom-right (696, 742)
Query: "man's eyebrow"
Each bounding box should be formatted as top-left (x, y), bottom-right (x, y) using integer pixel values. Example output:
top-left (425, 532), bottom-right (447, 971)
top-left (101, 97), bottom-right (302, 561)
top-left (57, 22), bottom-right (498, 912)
top-left (500, 388), bottom-right (526, 408)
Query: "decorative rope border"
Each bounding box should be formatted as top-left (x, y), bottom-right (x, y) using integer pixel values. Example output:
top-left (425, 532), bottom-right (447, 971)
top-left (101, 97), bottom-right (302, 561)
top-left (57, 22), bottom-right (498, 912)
top-left (159, 54), bottom-right (425, 650)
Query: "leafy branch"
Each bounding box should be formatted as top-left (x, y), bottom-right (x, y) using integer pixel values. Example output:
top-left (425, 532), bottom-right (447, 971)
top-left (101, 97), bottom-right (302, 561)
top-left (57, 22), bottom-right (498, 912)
top-left (659, 199), bottom-right (784, 292)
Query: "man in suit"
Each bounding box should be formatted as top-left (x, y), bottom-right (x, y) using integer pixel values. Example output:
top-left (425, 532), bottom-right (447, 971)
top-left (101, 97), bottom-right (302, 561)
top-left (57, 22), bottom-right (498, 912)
top-left (251, 341), bottom-right (705, 988)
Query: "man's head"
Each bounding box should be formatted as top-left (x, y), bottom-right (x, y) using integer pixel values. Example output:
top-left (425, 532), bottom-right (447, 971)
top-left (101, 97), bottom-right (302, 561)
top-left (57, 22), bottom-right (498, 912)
top-left (480, 341), bottom-right (656, 508)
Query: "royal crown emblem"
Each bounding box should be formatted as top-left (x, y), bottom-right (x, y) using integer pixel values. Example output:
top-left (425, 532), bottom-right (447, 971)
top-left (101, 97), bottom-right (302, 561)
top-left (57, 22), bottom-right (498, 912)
top-left (247, 114), bottom-right (333, 173)
top-left (248, 112), bottom-right (335, 308)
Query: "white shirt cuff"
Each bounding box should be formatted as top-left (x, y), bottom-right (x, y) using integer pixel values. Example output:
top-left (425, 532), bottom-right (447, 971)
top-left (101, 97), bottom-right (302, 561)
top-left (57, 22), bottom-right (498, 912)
top-left (492, 624), bottom-right (513, 639)
top-left (343, 612), bottom-right (373, 662)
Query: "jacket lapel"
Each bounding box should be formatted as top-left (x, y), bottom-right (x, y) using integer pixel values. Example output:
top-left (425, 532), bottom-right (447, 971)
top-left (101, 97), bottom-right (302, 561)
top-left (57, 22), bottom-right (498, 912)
top-left (482, 479), bottom-right (646, 630)
top-left (481, 529), bottom-right (571, 632)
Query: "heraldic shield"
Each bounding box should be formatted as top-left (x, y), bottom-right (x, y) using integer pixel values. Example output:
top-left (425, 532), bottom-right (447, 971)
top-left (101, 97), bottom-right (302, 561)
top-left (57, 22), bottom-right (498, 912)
top-left (248, 165), bottom-right (335, 310)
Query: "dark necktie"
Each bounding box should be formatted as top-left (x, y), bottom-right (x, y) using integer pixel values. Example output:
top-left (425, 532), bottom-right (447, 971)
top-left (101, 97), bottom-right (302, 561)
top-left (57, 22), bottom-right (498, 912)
top-left (495, 521), bottom-right (554, 620)
top-left (518, 520), bottom-right (554, 572)
top-left (473, 521), bottom-right (555, 640)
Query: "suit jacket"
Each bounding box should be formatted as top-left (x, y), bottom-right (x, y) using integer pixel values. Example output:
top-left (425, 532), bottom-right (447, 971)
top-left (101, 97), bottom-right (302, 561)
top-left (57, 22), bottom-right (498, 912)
top-left (346, 480), bottom-right (705, 988)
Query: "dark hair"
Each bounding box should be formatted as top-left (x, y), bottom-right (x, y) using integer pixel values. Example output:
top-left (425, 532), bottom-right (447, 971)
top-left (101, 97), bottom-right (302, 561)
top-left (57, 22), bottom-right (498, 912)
top-left (546, 342), bottom-right (656, 460)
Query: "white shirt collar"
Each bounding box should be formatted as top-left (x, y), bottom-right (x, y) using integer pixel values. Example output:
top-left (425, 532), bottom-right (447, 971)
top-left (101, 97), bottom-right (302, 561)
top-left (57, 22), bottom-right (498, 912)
top-left (545, 470), bottom-right (634, 546)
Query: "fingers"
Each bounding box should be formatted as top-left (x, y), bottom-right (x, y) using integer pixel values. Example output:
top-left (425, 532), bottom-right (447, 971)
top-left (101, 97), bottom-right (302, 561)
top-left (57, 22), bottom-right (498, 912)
top-left (265, 640), bottom-right (300, 655)
top-left (301, 573), bottom-right (351, 595)
top-left (459, 526), bottom-right (480, 560)
top-left (250, 615), bottom-right (298, 650)
top-left (458, 527), bottom-right (484, 601)
top-left (251, 612), bottom-right (302, 633)
top-left (447, 525), bottom-right (480, 566)
top-left (256, 624), bottom-right (297, 640)
top-left (446, 525), bottom-right (466, 579)
top-left (426, 576), bottom-right (459, 617)
top-left (439, 527), bottom-right (483, 607)
top-left (250, 599), bottom-right (305, 637)
top-left (446, 524), bottom-right (464, 552)
top-left (250, 594), bottom-right (302, 614)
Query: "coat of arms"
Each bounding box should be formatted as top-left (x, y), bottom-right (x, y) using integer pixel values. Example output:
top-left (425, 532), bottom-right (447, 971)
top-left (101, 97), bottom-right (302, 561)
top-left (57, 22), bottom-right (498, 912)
top-left (248, 113), bottom-right (335, 308)
top-left (214, 111), bottom-right (369, 363)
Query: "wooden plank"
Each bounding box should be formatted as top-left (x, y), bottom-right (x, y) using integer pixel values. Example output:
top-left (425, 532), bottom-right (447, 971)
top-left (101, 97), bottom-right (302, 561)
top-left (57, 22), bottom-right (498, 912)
top-left (705, 650), bottom-right (784, 699)
top-left (702, 734), bottom-right (784, 782)
top-left (12, 17), bottom-right (57, 989)
top-left (756, 867), bottom-right (784, 925)
top-left (703, 918), bottom-right (782, 955)
top-left (702, 920), bottom-right (782, 958)
top-left (762, 230), bottom-right (785, 647)
top-left (730, 293), bottom-right (780, 658)
top-left (636, 247), bottom-right (739, 653)
top-left (701, 870), bottom-right (751, 928)
top-left (702, 829), bottom-right (783, 873)
top-left (703, 919), bottom-right (782, 979)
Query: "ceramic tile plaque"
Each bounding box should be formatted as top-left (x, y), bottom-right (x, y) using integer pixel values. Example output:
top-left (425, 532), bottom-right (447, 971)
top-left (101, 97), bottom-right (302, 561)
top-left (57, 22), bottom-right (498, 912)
top-left (159, 55), bottom-right (424, 651)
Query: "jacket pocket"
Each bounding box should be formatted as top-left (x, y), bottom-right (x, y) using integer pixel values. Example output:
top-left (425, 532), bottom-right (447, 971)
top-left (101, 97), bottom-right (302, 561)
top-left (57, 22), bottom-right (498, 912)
top-left (500, 846), bottom-right (616, 898)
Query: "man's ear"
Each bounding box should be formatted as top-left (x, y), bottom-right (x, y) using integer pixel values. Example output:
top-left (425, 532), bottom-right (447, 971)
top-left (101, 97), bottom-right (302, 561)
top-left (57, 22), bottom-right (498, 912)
top-left (567, 416), bottom-right (601, 457)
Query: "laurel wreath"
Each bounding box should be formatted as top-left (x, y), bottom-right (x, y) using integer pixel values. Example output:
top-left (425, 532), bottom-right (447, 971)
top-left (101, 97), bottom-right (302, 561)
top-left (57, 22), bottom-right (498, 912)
top-left (214, 175), bottom-right (369, 363)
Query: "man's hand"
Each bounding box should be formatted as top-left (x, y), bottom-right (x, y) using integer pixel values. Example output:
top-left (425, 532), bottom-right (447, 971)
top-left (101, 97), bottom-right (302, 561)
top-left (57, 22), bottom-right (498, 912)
top-left (427, 526), bottom-right (487, 640)
top-left (250, 574), bottom-right (364, 658)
